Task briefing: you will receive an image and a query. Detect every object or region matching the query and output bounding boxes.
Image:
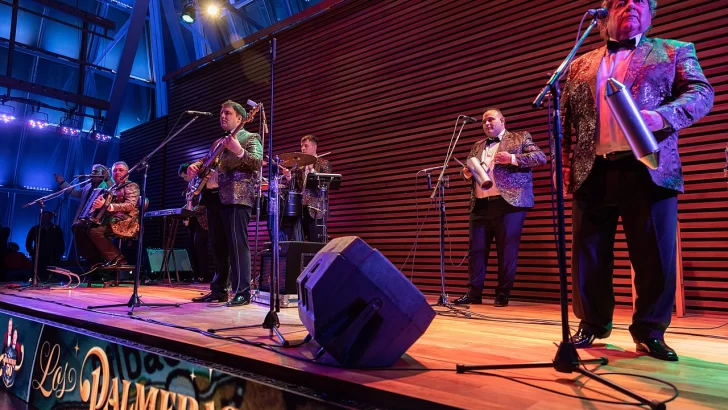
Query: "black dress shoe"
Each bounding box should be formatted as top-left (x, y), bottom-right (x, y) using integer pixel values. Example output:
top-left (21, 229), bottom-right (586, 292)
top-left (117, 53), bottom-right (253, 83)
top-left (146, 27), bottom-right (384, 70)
top-left (227, 294), bottom-right (251, 307)
top-left (192, 292), bottom-right (229, 303)
top-left (571, 328), bottom-right (602, 348)
top-left (494, 294), bottom-right (509, 307)
top-left (635, 339), bottom-right (679, 362)
top-left (453, 293), bottom-right (482, 305)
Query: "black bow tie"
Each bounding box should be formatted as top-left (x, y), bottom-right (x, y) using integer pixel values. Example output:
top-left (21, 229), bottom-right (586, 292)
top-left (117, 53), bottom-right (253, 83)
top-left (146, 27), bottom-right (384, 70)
top-left (607, 38), bottom-right (637, 53)
top-left (486, 136), bottom-right (501, 145)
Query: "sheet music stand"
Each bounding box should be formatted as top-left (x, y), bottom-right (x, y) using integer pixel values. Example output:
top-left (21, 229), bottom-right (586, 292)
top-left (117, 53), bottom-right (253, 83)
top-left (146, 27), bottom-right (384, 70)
top-left (305, 173), bottom-right (342, 243)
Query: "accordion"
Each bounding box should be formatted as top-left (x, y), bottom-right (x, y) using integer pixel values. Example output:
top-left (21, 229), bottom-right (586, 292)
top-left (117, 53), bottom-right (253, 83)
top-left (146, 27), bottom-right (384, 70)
top-left (78, 188), bottom-right (111, 225)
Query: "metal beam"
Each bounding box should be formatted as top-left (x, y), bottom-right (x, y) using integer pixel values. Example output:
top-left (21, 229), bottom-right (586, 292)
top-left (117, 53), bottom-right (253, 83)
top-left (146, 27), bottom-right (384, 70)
top-left (0, 75), bottom-right (110, 110)
top-left (0, 0), bottom-right (114, 41)
top-left (160, 0), bottom-right (190, 68)
top-left (103, 0), bottom-right (150, 135)
top-left (93, 18), bottom-right (130, 66)
top-left (225, 2), bottom-right (264, 31)
top-left (1, 95), bottom-right (106, 120)
top-left (0, 36), bottom-right (116, 75)
top-left (30, 0), bottom-right (116, 30)
top-left (6, 0), bottom-right (18, 79)
top-left (149, 0), bottom-right (168, 116)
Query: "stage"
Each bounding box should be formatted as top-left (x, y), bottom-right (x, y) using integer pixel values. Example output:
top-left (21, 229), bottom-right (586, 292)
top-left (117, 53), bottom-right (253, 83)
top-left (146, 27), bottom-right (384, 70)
top-left (0, 284), bottom-right (726, 409)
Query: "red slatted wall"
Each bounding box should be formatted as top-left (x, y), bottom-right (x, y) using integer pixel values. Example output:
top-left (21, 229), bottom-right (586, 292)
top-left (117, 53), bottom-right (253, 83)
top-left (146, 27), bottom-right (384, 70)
top-left (121, 0), bottom-right (728, 313)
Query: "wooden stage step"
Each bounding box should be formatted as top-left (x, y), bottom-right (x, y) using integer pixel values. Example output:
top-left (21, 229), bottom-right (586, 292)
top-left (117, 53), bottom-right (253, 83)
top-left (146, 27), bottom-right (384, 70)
top-left (1, 285), bottom-right (727, 409)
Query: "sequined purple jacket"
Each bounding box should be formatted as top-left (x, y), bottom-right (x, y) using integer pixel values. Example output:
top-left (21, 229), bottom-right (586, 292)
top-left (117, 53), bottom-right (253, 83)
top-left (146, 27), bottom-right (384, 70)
top-left (562, 36), bottom-right (714, 193)
top-left (466, 130), bottom-right (546, 211)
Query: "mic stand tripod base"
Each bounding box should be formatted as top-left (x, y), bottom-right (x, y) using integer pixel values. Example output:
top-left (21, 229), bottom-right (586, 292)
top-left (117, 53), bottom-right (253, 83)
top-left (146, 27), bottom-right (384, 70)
top-left (88, 293), bottom-right (181, 315)
top-left (456, 342), bottom-right (665, 410)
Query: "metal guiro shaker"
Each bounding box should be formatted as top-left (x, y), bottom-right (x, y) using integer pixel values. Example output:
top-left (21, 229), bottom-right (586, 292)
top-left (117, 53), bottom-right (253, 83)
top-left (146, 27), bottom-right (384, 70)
top-left (605, 78), bottom-right (660, 170)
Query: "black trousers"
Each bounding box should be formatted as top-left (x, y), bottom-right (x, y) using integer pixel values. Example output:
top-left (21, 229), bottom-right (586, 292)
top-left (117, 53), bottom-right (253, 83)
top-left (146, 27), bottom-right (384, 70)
top-left (72, 223), bottom-right (119, 263)
top-left (572, 156), bottom-right (678, 341)
top-left (188, 218), bottom-right (210, 282)
top-left (467, 197), bottom-right (527, 297)
top-left (203, 190), bottom-right (252, 297)
top-left (302, 206), bottom-right (325, 243)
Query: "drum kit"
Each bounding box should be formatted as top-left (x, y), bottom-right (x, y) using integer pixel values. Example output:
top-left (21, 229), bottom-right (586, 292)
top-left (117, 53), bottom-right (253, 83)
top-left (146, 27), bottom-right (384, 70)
top-left (256, 151), bottom-right (321, 221)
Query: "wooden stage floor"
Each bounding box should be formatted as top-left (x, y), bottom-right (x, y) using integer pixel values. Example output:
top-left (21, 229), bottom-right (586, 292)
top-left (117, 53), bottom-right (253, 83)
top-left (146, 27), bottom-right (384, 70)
top-left (1, 284), bottom-right (727, 409)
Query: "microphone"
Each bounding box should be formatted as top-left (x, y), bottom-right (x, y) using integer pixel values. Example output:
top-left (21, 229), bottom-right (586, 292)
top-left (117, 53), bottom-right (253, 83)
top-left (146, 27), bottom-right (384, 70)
top-left (587, 8), bottom-right (608, 18)
top-left (247, 99), bottom-right (259, 108)
top-left (185, 110), bottom-right (213, 117)
top-left (462, 116), bottom-right (480, 124)
top-left (421, 165), bottom-right (445, 173)
top-left (73, 174), bottom-right (94, 178)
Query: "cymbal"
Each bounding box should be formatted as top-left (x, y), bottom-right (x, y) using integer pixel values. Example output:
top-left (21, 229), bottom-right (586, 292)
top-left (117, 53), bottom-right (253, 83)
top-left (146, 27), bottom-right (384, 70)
top-left (277, 152), bottom-right (316, 168)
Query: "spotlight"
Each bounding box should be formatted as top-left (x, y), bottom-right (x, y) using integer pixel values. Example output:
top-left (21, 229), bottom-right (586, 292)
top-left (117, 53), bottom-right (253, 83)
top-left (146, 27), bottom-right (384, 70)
top-left (206, 4), bottom-right (220, 17)
top-left (181, 1), bottom-right (196, 23)
top-left (59, 126), bottom-right (81, 136)
top-left (93, 133), bottom-right (112, 142)
top-left (0, 114), bottom-right (15, 124)
top-left (27, 119), bottom-right (50, 129)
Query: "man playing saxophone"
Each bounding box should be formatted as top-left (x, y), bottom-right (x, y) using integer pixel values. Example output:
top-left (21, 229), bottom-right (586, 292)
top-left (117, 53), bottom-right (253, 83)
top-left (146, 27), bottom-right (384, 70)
top-left (453, 108), bottom-right (546, 307)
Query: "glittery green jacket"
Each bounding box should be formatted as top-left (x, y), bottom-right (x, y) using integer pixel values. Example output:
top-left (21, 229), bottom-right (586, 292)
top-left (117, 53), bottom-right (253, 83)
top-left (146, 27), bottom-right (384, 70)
top-left (213, 128), bottom-right (263, 207)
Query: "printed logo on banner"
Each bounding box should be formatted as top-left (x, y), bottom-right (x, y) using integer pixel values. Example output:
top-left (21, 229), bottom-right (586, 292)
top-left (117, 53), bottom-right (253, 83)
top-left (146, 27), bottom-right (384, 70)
top-left (0, 314), bottom-right (44, 401)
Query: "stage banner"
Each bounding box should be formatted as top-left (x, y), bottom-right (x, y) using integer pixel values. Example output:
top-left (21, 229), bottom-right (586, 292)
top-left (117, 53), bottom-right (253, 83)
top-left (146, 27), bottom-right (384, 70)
top-left (0, 311), bottom-right (333, 410)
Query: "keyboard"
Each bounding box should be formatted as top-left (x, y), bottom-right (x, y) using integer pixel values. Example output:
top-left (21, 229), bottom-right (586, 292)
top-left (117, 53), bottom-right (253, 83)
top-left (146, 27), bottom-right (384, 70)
top-left (144, 208), bottom-right (202, 219)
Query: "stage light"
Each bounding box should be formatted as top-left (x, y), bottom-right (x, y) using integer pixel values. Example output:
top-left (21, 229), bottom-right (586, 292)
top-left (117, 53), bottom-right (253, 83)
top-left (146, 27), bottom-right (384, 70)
top-left (0, 113), bottom-right (15, 123)
top-left (27, 119), bottom-right (51, 129)
top-left (181, 1), bottom-right (196, 23)
top-left (59, 126), bottom-right (81, 136)
top-left (206, 4), bottom-right (220, 17)
top-left (93, 132), bottom-right (112, 142)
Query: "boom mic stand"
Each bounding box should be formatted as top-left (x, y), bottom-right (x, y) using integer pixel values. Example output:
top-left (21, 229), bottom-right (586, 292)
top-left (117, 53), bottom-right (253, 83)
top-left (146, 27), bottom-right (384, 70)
top-left (19, 179), bottom-right (92, 290)
top-left (427, 118), bottom-right (472, 318)
top-left (455, 14), bottom-right (664, 410)
top-left (89, 114), bottom-right (204, 315)
top-left (208, 38), bottom-right (291, 347)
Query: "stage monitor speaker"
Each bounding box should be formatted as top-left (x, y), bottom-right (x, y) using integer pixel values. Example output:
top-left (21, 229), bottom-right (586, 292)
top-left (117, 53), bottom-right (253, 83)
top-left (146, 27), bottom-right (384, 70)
top-left (146, 248), bottom-right (192, 272)
top-left (297, 236), bottom-right (435, 368)
top-left (260, 241), bottom-right (325, 294)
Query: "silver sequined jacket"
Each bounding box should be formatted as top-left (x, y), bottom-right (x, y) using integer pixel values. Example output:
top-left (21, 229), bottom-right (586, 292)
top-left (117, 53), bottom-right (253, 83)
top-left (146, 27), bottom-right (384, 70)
top-left (562, 36), bottom-right (714, 194)
top-left (466, 130), bottom-right (546, 211)
top-left (217, 129), bottom-right (263, 207)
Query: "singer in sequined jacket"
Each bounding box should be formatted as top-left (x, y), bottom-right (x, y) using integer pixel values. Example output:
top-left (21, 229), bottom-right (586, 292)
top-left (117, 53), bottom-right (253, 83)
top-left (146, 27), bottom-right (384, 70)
top-left (562, 36), bottom-right (714, 193)
top-left (466, 130), bottom-right (546, 211)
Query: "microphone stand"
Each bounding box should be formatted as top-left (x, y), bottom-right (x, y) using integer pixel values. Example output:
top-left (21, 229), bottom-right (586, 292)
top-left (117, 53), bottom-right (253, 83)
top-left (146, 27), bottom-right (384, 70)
top-left (207, 38), bottom-right (294, 348)
top-left (455, 15), bottom-right (664, 410)
top-left (427, 119), bottom-right (471, 318)
top-left (19, 179), bottom-right (92, 291)
top-left (251, 102), bottom-right (267, 292)
top-left (88, 114), bottom-right (203, 315)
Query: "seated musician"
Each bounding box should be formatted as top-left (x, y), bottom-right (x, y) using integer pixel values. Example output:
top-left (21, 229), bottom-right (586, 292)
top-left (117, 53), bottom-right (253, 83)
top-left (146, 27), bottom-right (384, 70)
top-left (55, 164), bottom-right (110, 267)
top-left (83, 161), bottom-right (140, 269)
top-left (282, 135), bottom-right (331, 242)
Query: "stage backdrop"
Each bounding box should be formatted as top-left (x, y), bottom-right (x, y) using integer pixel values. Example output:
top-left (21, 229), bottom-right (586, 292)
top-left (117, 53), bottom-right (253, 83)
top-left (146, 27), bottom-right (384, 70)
top-left (121, 0), bottom-right (728, 313)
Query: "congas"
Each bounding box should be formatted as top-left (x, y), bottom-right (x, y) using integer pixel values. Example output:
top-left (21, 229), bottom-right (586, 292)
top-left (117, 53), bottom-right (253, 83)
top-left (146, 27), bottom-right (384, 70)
top-left (284, 191), bottom-right (302, 218)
